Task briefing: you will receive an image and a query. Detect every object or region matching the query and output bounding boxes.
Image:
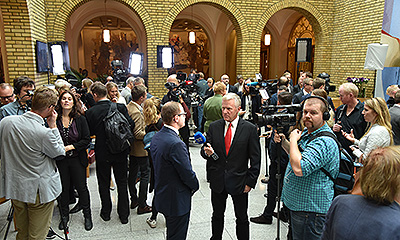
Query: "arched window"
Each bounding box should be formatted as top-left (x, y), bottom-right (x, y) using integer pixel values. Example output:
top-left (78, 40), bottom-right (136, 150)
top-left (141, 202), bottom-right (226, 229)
top-left (287, 17), bottom-right (315, 83)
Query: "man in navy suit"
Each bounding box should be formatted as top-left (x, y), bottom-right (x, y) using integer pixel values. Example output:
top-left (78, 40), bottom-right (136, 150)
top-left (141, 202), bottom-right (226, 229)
top-left (221, 74), bottom-right (238, 95)
top-left (201, 93), bottom-right (261, 240)
top-left (150, 101), bottom-right (199, 240)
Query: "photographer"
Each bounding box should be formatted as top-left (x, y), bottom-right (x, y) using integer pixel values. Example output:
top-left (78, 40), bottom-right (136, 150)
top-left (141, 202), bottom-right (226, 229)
top-left (0, 75), bottom-right (35, 120)
top-left (161, 74), bottom-right (191, 150)
top-left (239, 78), bottom-right (262, 125)
top-left (250, 91), bottom-right (292, 225)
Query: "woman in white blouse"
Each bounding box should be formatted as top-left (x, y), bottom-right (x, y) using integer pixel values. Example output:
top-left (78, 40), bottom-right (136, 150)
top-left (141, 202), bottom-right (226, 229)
top-left (342, 97), bottom-right (393, 160)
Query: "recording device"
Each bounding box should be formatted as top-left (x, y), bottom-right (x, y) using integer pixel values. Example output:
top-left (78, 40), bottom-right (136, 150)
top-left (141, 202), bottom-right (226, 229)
top-left (111, 60), bottom-right (128, 83)
top-left (194, 131), bottom-right (206, 144)
top-left (258, 104), bottom-right (302, 132)
top-left (317, 72), bottom-right (336, 94)
top-left (164, 82), bottom-right (182, 102)
top-left (165, 73), bottom-right (202, 107)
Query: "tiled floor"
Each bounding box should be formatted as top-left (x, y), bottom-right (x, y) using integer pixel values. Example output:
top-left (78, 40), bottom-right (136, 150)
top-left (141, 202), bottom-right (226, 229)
top-left (0, 138), bottom-right (289, 239)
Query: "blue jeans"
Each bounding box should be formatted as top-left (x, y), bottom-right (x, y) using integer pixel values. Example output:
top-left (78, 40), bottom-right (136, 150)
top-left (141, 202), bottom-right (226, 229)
top-left (197, 102), bottom-right (204, 132)
top-left (290, 211), bottom-right (326, 240)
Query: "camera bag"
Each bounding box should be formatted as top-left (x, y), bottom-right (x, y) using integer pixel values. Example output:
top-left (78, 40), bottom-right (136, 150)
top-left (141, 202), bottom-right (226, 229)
top-left (103, 102), bottom-right (134, 154)
top-left (305, 131), bottom-right (355, 197)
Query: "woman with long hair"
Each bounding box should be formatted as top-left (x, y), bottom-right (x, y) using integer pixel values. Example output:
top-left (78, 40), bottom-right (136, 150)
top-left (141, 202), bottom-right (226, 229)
top-left (55, 90), bottom-right (93, 231)
top-left (106, 81), bottom-right (126, 104)
top-left (143, 97), bottom-right (163, 228)
top-left (343, 97), bottom-right (393, 160)
top-left (80, 78), bottom-right (95, 109)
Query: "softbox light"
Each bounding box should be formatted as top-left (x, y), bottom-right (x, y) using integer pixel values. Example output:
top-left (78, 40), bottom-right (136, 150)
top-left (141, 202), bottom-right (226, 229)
top-left (364, 43), bottom-right (389, 70)
top-left (48, 41), bottom-right (71, 75)
top-left (157, 45), bottom-right (174, 68)
top-left (128, 52), bottom-right (143, 75)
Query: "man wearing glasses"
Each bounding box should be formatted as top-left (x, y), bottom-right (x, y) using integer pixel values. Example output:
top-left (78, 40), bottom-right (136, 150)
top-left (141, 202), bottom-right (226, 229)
top-left (0, 83), bottom-right (15, 107)
top-left (0, 87), bottom-right (65, 240)
top-left (0, 76), bottom-right (35, 120)
top-left (292, 77), bottom-right (313, 104)
top-left (150, 101), bottom-right (199, 240)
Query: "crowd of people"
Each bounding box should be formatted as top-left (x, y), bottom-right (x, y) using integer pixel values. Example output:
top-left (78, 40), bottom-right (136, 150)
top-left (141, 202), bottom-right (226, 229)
top-left (0, 71), bottom-right (399, 240)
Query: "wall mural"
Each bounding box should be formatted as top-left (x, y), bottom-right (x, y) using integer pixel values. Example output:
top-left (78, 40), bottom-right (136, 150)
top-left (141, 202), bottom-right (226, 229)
top-left (169, 31), bottom-right (210, 76)
top-left (83, 29), bottom-right (138, 77)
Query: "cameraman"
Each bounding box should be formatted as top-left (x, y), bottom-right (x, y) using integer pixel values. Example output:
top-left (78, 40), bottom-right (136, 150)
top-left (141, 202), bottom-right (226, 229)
top-left (0, 75), bottom-right (35, 120)
top-left (250, 91), bottom-right (292, 225)
top-left (161, 74), bottom-right (191, 150)
top-left (239, 78), bottom-right (262, 125)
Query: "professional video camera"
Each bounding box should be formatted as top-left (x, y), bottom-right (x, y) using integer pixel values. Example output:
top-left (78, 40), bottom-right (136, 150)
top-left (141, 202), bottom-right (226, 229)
top-left (164, 82), bottom-right (182, 102)
top-left (317, 72), bottom-right (336, 94)
top-left (111, 60), bottom-right (128, 83)
top-left (174, 72), bottom-right (202, 107)
top-left (258, 104), bottom-right (302, 132)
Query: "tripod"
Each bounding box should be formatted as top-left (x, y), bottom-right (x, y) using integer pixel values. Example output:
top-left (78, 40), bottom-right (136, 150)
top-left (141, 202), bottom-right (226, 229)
top-left (274, 127), bottom-right (286, 240)
top-left (2, 203), bottom-right (14, 240)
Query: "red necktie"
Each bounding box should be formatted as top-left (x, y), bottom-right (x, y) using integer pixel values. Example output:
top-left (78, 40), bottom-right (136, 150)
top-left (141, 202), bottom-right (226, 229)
top-left (225, 123), bottom-right (232, 155)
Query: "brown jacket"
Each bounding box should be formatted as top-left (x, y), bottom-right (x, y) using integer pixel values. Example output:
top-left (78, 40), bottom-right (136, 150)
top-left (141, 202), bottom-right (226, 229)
top-left (127, 101), bottom-right (147, 157)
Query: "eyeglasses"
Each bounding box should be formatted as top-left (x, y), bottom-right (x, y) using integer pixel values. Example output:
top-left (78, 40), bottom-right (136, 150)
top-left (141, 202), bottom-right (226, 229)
top-left (0, 95), bottom-right (13, 100)
top-left (176, 112), bottom-right (186, 117)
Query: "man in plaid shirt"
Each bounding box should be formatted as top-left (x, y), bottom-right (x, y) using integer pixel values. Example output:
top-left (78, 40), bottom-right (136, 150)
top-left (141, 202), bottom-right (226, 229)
top-left (275, 96), bottom-right (339, 240)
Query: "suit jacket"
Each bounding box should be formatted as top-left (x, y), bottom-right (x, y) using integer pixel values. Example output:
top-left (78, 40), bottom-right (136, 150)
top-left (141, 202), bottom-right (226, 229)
top-left (240, 94), bottom-right (262, 122)
top-left (227, 84), bottom-right (238, 94)
top-left (201, 118), bottom-right (261, 195)
top-left (126, 101), bottom-right (147, 157)
top-left (70, 115), bottom-right (91, 167)
top-left (150, 126), bottom-right (199, 217)
top-left (292, 90), bottom-right (305, 104)
top-left (85, 100), bottom-right (135, 162)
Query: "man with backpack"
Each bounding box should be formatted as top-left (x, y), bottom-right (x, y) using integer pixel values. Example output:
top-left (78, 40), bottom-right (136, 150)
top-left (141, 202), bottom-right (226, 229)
top-left (276, 96), bottom-right (339, 240)
top-left (86, 82), bottom-right (135, 224)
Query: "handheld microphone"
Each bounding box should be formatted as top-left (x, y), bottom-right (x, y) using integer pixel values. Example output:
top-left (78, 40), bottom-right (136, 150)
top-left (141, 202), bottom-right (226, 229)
top-left (194, 131), bottom-right (206, 144)
top-left (246, 82), bottom-right (258, 86)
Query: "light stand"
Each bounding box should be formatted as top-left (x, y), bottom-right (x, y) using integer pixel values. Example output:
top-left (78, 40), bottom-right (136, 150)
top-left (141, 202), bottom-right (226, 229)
top-left (2, 204), bottom-right (14, 240)
top-left (275, 127), bottom-right (284, 240)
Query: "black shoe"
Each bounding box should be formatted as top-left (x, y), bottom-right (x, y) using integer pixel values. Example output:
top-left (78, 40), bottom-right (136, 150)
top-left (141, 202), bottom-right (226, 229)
top-left (58, 218), bottom-right (69, 230)
top-left (46, 229), bottom-right (56, 239)
top-left (250, 215), bottom-right (272, 224)
top-left (120, 217), bottom-right (128, 224)
top-left (69, 203), bottom-right (82, 214)
top-left (130, 201), bottom-right (139, 209)
top-left (273, 211), bottom-right (288, 223)
top-left (137, 205), bottom-right (152, 215)
top-left (84, 216), bottom-right (93, 231)
top-left (100, 213), bottom-right (111, 221)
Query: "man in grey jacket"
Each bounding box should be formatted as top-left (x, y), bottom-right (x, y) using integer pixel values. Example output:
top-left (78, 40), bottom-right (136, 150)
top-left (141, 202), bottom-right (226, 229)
top-left (0, 86), bottom-right (65, 240)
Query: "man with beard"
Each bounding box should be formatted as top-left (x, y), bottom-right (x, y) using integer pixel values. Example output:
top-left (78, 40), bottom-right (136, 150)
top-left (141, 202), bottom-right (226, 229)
top-left (276, 96), bottom-right (339, 240)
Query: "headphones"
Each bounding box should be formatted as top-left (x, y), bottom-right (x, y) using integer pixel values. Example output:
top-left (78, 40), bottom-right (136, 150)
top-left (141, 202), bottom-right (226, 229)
top-left (301, 95), bottom-right (330, 121)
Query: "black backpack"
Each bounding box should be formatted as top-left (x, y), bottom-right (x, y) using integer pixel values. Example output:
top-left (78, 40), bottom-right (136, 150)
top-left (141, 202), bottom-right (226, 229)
top-left (103, 103), bottom-right (134, 154)
top-left (305, 131), bottom-right (355, 196)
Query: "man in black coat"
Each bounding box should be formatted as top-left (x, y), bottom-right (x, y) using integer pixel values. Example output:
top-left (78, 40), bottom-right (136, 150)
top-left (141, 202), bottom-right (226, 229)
top-left (221, 74), bottom-right (238, 94)
top-left (85, 82), bottom-right (135, 224)
top-left (201, 93), bottom-right (261, 240)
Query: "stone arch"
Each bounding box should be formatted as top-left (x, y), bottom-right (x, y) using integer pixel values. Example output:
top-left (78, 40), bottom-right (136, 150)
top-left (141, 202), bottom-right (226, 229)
top-left (164, 0), bottom-right (251, 76)
top-left (47, 0), bottom-right (154, 41)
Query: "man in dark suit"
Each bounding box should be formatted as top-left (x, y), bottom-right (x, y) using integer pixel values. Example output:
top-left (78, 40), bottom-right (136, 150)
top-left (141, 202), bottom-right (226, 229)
top-left (150, 101), bottom-right (199, 240)
top-left (292, 77), bottom-right (313, 104)
top-left (201, 93), bottom-right (261, 240)
top-left (221, 74), bottom-right (238, 94)
top-left (85, 82), bottom-right (135, 224)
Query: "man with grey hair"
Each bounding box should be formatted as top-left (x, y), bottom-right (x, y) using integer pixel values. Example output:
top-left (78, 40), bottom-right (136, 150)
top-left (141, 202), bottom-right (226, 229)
top-left (221, 74), bottom-right (238, 94)
top-left (121, 77), bottom-right (135, 103)
top-left (0, 83), bottom-right (15, 107)
top-left (201, 93), bottom-right (261, 239)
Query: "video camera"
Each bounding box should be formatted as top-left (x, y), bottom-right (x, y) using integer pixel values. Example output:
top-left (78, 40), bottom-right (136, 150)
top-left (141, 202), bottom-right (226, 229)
top-left (111, 60), bottom-right (128, 84)
top-left (258, 104), bottom-right (302, 132)
top-left (317, 72), bottom-right (336, 95)
top-left (173, 72), bottom-right (202, 107)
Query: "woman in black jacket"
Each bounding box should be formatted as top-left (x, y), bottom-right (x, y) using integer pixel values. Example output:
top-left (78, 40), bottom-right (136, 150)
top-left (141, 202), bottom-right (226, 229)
top-left (55, 90), bottom-right (93, 231)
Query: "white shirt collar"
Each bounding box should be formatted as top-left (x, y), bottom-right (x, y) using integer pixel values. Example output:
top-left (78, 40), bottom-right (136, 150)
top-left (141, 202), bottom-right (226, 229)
top-left (164, 124), bottom-right (179, 135)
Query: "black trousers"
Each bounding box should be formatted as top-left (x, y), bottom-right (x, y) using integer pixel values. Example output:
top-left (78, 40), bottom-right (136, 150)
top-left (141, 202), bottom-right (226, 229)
top-left (96, 158), bottom-right (129, 220)
top-left (56, 156), bottom-right (91, 218)
top-left (165, 212), bottom-right (190, 240)
top-left (211, 189), bottom-right (249, 240)
top-left (128, 156), bottom-right (150, 207)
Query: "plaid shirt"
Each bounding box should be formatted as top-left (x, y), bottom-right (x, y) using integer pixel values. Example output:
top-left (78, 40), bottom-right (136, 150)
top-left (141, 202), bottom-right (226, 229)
top-left (282, 123), bottom-right (339, 214)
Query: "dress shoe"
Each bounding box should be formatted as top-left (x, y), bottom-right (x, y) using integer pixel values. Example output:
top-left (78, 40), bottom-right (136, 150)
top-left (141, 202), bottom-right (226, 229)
top-left (69, 203), bottom-right (82, 214)
top-left (58, 218), bottom-right (69, 230)
top-left (120, 217), bottom-right (128, 224)
top-left (261, 177), bottom-right (269, 184)
top-left (130, 201), bottom-right (139, 209)
top-left (100, 213), bottom-right (111, 221)
top-left (84, 216), bottom-right (93, 231)
top-left (137, 205), bottom-right (152, 215)
top-left (250, 215), bottom-right (272, 224)
top-left (146, 217), bottom-right (157, 228)
top-left (46, 229), bottom-right (56, 239)
top-left (273, 211), bottom-right (288, 223)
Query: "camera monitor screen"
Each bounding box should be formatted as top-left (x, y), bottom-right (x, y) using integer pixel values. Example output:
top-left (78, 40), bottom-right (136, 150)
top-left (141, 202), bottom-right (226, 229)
top-left (35, 41), bottom-right (49, 73)
top-left (128, 52), bottom-right (143, 76)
